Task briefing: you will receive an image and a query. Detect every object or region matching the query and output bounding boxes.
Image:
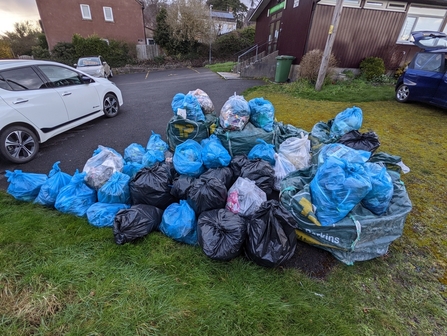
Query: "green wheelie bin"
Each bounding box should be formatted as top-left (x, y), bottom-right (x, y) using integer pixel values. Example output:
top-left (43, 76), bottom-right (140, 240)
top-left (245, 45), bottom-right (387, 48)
top-left (275, 55), bottom-right (295, 83)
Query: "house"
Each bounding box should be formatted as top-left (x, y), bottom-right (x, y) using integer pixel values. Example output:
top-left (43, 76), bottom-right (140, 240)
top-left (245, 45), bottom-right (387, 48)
top-left (247, 0), bottom-right (447, 78)
top-left (35, 0), bottom-right (146, 51)
top-left (211, 10), bottom-right (238, 35)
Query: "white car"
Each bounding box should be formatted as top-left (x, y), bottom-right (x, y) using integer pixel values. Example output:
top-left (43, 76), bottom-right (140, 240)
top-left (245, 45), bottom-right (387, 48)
top-left (0, 59), bottom-right (123, 163)
top-left (74, 56), bottom-right (113, 78)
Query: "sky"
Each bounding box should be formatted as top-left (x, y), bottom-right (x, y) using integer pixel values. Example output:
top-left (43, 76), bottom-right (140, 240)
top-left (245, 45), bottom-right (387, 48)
top-left (0, 0), bottom-right (40, 34)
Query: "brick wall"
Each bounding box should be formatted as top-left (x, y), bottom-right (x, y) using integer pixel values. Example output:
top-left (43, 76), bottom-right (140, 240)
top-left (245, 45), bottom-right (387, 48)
top-left (36, 0), bottom-right (145, 50)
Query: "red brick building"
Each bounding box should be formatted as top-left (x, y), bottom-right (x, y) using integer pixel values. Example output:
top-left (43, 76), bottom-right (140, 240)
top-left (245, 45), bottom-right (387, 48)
top-left (36, 0), bottom-right (146, 50)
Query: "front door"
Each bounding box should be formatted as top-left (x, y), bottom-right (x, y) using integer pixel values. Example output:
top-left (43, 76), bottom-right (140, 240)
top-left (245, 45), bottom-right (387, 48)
top-left (268, 12), bottom-right (283, 54)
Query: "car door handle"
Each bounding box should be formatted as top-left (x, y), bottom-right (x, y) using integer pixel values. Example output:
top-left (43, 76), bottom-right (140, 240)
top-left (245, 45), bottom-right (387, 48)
top-left (62, 92), bottom-right (72, 96)
top-left (13, 99), bottom-right (29, 104)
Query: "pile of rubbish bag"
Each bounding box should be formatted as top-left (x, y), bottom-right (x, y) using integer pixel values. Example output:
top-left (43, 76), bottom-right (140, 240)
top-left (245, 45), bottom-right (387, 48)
top-left (5, 89), bottom-right (412, 266)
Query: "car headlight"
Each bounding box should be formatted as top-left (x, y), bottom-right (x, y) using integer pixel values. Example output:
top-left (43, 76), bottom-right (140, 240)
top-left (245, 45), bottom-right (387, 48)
top-left (95, 69), bottom-right (101, 75)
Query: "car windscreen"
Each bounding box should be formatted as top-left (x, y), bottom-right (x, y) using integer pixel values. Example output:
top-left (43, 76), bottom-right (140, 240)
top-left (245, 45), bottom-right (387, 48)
top-left (78, 58), bottom-right (101, 67)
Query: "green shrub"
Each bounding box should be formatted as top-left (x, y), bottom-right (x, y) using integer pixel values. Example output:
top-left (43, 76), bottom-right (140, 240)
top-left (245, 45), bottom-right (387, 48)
top-left (360, 56), bottom-right (385, 81)
top-left (213, 26), bottom-right (255, 61)
top-left (31, 45), bottom-right (50, 60)
top-left (299, 49), bottom-right (337, 83)
top-left (394, 62), bottom-right (410, 79)
top-left (50, 42), bottom-right (77, 65)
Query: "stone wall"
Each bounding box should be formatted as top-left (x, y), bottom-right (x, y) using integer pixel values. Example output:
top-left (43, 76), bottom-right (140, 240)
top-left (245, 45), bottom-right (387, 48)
top-left (239, 51), bottom-right (279, 80)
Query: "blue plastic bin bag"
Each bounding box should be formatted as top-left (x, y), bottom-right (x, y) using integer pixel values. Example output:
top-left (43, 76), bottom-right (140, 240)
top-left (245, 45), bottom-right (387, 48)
top-left (318, 143), bottom-right (371, 167)
top-left (6, 170), bottom-right (47, 202)
top-left (98, 171), bottom-right (131, 204)
top-left (34, 161), bottom-right (71, 207)
top-left (124, 143), bottom-right (146, 164)
top-left (122, 162), bottom-right (144, 179)
top-left (87, 202), bottom-right (130, 227)
top-left (146, 131), bottom-right (169, 152)
top-left (171, 93), bottom-right (205, 122)
top-left (248, 97), bottom-right (275, 132)
top-left (362, 162), bottom-right (394, 215)
top-left (55, 170), bottom-right (97, 217)
top-left (171, 93), bottom-right (185, 114)
top-left (310, 156), bottom-right (372, 226)
top-left (201, 134), bottom-right (231, 168)
top-left (142, 149), bottom-right (165, 167)
top-left (330, 106), bottom-right (363, 139)
top-left (159, 200), bottom-right (198, 245)
top-left (248, 139), bottom-right (276, 166)
top-left (173, 139), bottom-right (204, 177)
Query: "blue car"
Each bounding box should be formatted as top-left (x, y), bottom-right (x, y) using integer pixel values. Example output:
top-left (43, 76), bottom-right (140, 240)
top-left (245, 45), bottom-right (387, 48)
top-left (395, 31), bottom-right (447, 107)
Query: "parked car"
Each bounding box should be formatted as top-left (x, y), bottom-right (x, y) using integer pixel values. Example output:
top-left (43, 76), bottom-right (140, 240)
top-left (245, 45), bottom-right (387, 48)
top-left (0, 59), bottom-right (123, 163)
top-left (74, 56), bottom-right (113, 78)
top-left (395, 31), bottom-right (447, 107)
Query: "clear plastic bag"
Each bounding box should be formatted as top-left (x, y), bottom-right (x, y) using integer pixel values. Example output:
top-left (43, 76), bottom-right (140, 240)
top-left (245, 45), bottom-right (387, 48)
top-left (226, 177), bottom-right (267, 218)
top-left (188, 88), bottom-right (215, 114)
top-left (278, 133), bottom-right (311, 170)
top-left (83, 145), bottom-right (124, 190)
top-left (219, 93), bottom-right (250, 131)
top-left (273, 153), bottom-right (296, 191)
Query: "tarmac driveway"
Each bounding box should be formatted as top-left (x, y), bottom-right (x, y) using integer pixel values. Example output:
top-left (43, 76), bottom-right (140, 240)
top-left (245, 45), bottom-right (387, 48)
top-left (0, 67), bottom-right (265, 190)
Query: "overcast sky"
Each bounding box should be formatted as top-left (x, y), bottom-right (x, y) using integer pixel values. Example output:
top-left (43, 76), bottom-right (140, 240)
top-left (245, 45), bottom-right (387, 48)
top-left (0, 0), bottom-right (40, 34)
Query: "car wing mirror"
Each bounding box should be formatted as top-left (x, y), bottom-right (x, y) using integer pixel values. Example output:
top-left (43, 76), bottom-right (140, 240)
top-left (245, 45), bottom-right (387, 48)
top-left (81, 75), bottom-right (94, 84)
top-left (73, 64), bottom-right (77, 68)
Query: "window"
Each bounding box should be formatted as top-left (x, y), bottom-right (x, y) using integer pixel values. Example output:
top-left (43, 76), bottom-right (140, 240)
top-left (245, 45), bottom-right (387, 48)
top-left (0, 67), bottom-right (45, 91)
top-left (412, 53), bottom-right (444, 72)
top-left (80, 4), bottom-right (92, 20)
top-left (147, 38), bottom-right (156, 45)
top-left (397, 7), bottom-right (447, 44)
top-left (318, 0), bottom-right (361, 8)
top-left (38, 65), bottom-right (82, 87)
top-left (363, 0), bottom-right (406, 11)
top-left (103, 7), bottom-right (114, 22)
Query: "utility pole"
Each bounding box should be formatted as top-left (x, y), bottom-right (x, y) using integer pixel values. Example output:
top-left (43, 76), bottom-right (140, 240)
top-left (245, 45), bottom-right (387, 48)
top-left (315, 0), bottom-right (344, 91)
top-left (209, 4), bottom-right (213, 64)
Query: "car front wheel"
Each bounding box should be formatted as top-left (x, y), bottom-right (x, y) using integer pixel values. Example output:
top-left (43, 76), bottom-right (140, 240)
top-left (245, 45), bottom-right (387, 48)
top-left (0, 126), bottom-right (39, 163)
top-left (103, 93), bottom-right (119, 118)
top-left (396, 84), bottom-right (410, 103)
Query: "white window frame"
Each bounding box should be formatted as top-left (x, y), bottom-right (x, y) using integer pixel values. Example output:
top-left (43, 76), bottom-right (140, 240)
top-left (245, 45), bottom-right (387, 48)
top-left (318, 0), bottom-right (361, 8)
top-left (80, 4), bottom-right (92, 20)
top-left (103, 7), bottom-right (114, 22)
top-left (363, 1), bottom-right (406, 12)
top-left (397, 6), bottom-right (447, 44)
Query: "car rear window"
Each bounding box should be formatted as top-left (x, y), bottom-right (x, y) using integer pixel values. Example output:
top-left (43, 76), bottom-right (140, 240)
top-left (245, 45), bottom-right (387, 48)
top-left (0, 67), bottom-right (46, 91)
top-left (78, 58), bottom-right (101, 66)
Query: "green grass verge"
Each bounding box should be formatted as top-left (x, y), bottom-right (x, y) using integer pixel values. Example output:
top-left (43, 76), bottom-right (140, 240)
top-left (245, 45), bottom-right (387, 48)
top-left (205, 62), bottom-right (237, 73)
top-left (1, 80), bottom-right (446, 335)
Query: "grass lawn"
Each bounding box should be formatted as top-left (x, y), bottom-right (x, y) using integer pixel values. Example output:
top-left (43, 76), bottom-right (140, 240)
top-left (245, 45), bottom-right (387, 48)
top-left (1, 79), bottom-right (446, 335)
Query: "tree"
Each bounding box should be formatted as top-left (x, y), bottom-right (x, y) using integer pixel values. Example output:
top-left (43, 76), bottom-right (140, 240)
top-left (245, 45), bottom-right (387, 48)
top-left (166, 0), bottom-right (213, 54)
top-left (0, 40), bottom-right (14, 59)
top-left (154, 7), bottom-right (172, 52)
top-left (0, 21), bottom-right (42, 56)
top-left (154, 0), bottom-right (213, 56)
